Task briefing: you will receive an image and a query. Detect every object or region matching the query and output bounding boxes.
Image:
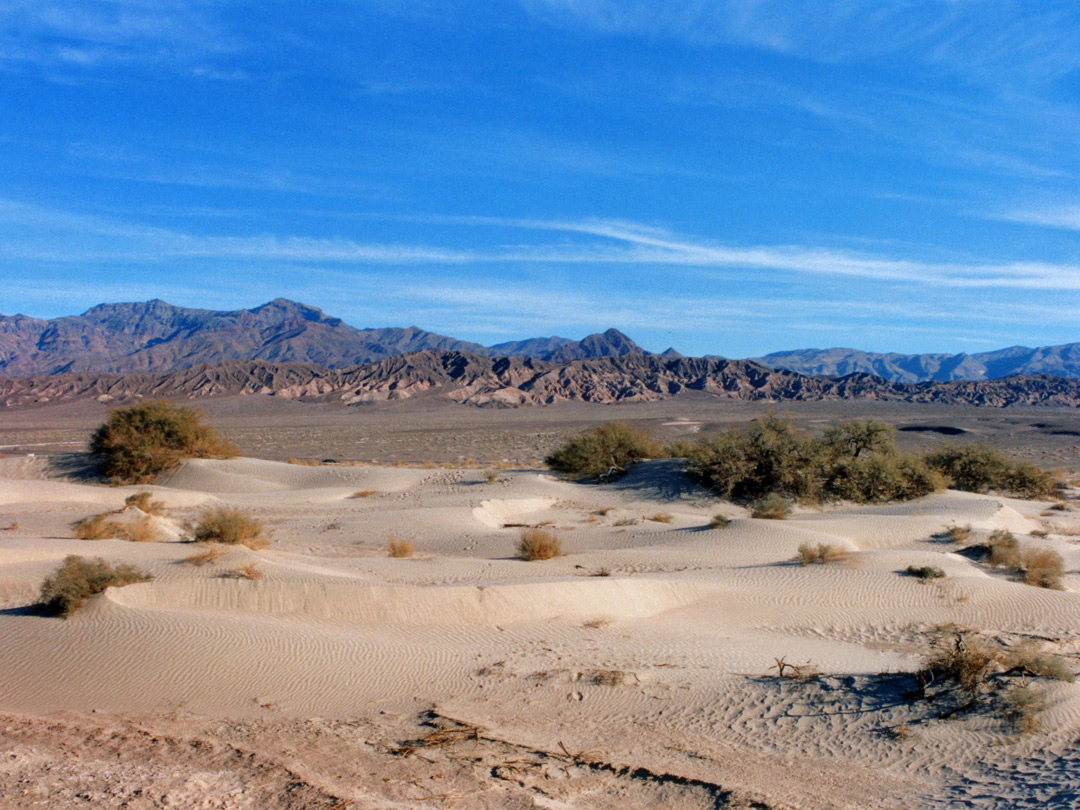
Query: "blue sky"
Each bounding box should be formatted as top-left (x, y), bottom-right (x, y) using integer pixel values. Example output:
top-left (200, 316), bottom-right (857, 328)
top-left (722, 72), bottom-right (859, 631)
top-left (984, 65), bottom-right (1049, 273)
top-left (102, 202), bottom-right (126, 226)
top-left (3, 1), bottom-right (1080, 357)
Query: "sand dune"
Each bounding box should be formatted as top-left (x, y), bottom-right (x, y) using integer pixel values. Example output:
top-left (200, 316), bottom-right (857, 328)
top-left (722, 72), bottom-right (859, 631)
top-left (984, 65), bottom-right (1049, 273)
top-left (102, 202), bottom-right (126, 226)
top-left (2, 455), bottom-right (1079, 808)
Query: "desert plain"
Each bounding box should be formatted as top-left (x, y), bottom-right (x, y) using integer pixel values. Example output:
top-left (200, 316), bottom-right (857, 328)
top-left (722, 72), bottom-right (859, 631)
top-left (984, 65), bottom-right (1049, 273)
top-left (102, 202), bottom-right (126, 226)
top-left (2, 398), bottom-right (1080, 809)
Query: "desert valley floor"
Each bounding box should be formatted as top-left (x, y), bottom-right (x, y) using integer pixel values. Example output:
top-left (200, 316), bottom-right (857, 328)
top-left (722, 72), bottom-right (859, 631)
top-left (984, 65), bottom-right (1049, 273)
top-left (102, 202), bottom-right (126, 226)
top-left (2, 400), bottom-right (1080, 809)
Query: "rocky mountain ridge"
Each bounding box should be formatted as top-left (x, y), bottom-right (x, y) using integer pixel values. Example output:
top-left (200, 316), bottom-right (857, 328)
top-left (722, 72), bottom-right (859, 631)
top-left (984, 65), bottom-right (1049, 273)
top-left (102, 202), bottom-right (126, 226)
top-left (3, 350), bottom-right (1079, 409)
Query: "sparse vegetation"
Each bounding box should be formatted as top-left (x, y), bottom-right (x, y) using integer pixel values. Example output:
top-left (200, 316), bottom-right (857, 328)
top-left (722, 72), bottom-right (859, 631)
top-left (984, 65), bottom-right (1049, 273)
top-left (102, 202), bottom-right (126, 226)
top-left (89, 400), bottom-right (236, 484)
top-left (685, 416), bottom-right (942, 505)
top-left (517, 528), bottom-right (562, 561)
top-left (1007, 684), bottom-right (1047, 733)
top-left (484, 470), bottom-right (501, 483)
top-left (124, 491), bottom-right (167, 515)
top-left (945, 524), bottom-right (973, 543)
top-left (221, 562), bottom-right (262, 580)
top-left (72, 512), bottom-right (122, 540)
top-left (39, 555), bottom-right (151, 617)
top-left (184, 546), bottom-right (226, 567)
top-left (118, 515), bottom-right (161, 543)
top-left (1022, 548), bottom-right (1065, 590)
top-left (914, 629), bottom-right (1070, 733)
top-left (1004, 643), bottom-right (1074, 682)
top-left (545, 422), bottom-right (662, 479)
top-left (797, 542), bottom-right (846, 565)
top-left (985, 529), bottom-right (1022, 570)
top-left (352, 489), bottom-right (376, 498)
top-left (191, 507), bottom-right (267, 549)
top-left (708, 514), bottom-right (731, 529)
top-left (388, 537), bottom-right (415, 558)
top-left (980, 530), bottom-right (1065, 589)
top-left (925, 444), bottom-right (1058, 499)
top-left (752, 493), bottom-right (792, 520)
top-left (769, 656), bottom-right (818, 681)
top-left (918, 633), bottom-right (994, 694)
top-left (646, 512), bottom-right (674, 524)
top-left (906, 565), bottom-right (946, 581)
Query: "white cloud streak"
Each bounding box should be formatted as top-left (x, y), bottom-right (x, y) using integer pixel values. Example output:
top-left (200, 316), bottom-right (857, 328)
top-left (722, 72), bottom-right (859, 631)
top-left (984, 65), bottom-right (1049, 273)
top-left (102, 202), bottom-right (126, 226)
top-left (5, 199), bottom-right (1080, 293)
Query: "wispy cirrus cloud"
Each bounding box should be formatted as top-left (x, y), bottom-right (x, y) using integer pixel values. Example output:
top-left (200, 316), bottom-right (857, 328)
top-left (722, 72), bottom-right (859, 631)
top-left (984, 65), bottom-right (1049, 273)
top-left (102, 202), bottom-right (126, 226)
top-left (516, 0), bottom-right (1080, 86)
top-left (5, 198), bottom-right (1080, 294)
top-left (0, 0), bottom-right (239, 74)
top-left (996, 204), bottom-right (1080, 231)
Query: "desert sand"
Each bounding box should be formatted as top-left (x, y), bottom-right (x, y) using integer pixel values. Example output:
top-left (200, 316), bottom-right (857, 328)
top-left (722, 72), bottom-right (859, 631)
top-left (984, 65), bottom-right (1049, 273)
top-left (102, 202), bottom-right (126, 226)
top-left (2, 447), bottom-right (1080, 808)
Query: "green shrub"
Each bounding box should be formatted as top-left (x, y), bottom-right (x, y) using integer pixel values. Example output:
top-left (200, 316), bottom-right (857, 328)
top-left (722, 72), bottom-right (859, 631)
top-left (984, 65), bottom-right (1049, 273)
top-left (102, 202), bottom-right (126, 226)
top-left (685, 417), bottom-right (941, 505)
top-left (906, 565), bottom-right (946, 581)
top-left (752, 493), bottom-right (792, 519)
top-left (89, 400), bottom-right (236, 484)
top-left (545, 422), bottom-right (662, 479)
top-left (708, 514), bottom-right (731, 529)
top-left (685, 415), bottom-right (819, 500)
top-left (192, 507), bottom-right (267, 549)
top-left (925, 445), bottom-right (1057, 499)
top-left (39, 555), bottom-right (151, 617)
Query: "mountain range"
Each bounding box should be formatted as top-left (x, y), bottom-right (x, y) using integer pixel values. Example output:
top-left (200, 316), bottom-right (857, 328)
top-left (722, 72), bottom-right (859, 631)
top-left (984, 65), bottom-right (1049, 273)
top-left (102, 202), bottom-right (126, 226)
top-left (753, 345), bottom-right (1080, 383)
top-left (4, 351), bottom-right (1080, 410)
top-left (1, 298), bottom-right (1078, 384)
top-left (0, 299), bottom-right (647, 377)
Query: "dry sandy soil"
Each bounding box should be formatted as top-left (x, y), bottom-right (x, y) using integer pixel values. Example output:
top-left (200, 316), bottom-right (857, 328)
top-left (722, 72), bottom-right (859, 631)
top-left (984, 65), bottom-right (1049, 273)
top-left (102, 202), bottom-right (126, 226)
top-left (2, 399), bottom-right (1080, 808)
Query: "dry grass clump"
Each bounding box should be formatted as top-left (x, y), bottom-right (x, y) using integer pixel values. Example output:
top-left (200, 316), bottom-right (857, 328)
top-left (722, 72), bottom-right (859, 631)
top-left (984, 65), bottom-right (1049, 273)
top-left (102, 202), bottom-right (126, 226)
top-left (484, 470), bottom-right (501, 484)
top-left (646, 512), bottom-right (674, 524)
top-left (945, 524), bottom-right (973, 543)
top-left (925, 444), bottom-right (1058, 499)
top-left (1007, 684), bottom-right (1047, 733)
top-left (89, 399), bottom-right (236, 484)
top-left (1004, 644), bottom-right (1074, 682)
top-left (906, 565), bottom-right (946, 581)
top-left (117, 515), bottom-right (161, 543)
top-left (982, 531), bottom-right (1064, 589)
top-left (797, 543), bottom-right (846, 565)
top-left (752, 493), bottom-right (792, 520)
top-left (351, 489), bottom-right (376, 498)
top-left (915, 630), bottom-right (1070, 733)
top-left (545, 422), bottom-right (662, 479)
top-left (39, 555), bottom-right (152, 617)
top-left (192, 507), bottom-right (268, 549)
top-left (124, 492), bottom-right (167, 515)
top-left (221, 562), bottom-right (262, 581)
top-left (3, 521), bottom-right (17, 531)
top-left (1022, 548), bottom-right (1065, 590)
top-left (72, 512), bottom-right (122, 540)
top-left (518, 528), bottom-right (562, 561)
top-left (387, 537), bottom-right (415, 558)
top-left (184, 546), bottom-right (226, 567)
top-left (985, 529), bottom-right (1022, 569)
top-left (770, 656), bottom-right (818, 681)
top-left (708, 514), bottom-right (731, 528)
top-left (919, 634), bottom-right (995, 694)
